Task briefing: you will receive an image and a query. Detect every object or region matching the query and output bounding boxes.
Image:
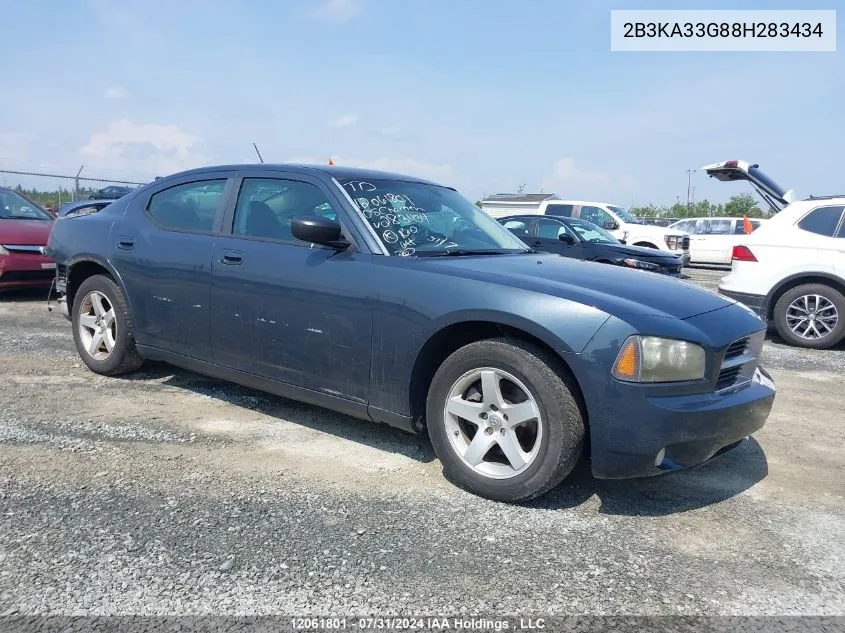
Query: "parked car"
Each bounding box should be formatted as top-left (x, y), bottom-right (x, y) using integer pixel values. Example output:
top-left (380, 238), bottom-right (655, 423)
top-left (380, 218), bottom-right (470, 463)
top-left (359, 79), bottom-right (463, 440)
top-left (57, 199), bottom-right (114, 218)
top-left (499, 214), bottom-right (684, 276)
top-left (0, 187), bottom-right (56, 291)
top-left (707, 160), bottom-right (845, 349)
top-left (89, 185), bottom-right (134, 200)
top-left (668, 216), bottom-right (768, 265)
top-left (47, 164), bottom-right (775, 502)
top-left (480, 195), bottom-right (691, 264)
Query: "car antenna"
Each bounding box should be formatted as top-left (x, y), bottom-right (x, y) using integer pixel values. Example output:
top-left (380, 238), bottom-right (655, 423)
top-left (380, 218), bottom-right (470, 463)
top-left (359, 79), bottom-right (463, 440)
top-left (252, 142), bottom-right (264, 164)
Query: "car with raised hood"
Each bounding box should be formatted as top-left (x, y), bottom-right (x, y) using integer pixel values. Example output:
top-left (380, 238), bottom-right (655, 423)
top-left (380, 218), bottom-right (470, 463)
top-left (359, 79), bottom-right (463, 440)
top-left (668, 216), bottom-right (768, 266)
top-left (0, 187), bottom-right (56, 291)
top-left (46, 164), bottom-right (775, 502)
top-left (499, 214), bottom-right (684, 276)
top-left (705, 159), bottom-right (845, 349)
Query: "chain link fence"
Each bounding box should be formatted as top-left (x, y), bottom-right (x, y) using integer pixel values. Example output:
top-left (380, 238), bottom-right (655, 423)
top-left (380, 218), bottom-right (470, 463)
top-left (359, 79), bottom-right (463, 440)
top-left (0, 169), bottom-right (148, 214)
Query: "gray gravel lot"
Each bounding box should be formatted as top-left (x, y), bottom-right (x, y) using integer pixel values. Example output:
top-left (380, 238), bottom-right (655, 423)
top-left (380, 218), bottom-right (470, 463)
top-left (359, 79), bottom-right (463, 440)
top-left (0, 267), bottom-right (843, 617)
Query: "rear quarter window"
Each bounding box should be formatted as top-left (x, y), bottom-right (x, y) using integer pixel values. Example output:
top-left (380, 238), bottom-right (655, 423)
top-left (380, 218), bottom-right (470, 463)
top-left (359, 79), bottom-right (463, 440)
top-left (544, 203), bottom-right (574, 217)
top-left (797, 206), bottom-right (844, 237)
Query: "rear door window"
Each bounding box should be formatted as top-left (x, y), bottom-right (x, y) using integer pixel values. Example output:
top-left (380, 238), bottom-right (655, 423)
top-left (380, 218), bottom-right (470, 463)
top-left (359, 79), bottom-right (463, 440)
top-left (797, 206), bottom-right (844, 237)
top-left (146, 180), bottom-right (227, 232)
top-left (544, 203), bottom-right (574, 217)
top-left (502, 219), bottom-right (530, 239)
top-left (695, 218), bottom-right (732, 235)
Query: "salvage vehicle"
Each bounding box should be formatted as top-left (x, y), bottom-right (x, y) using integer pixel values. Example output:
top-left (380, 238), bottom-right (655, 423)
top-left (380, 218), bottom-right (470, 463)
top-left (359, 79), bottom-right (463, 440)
top-left (480, 194), bottom-right (691, 264)
top-left (0, 187), bottom-right (56, 291)
top-left (47, 164), bottom-right (776, 502)
top-left (705, 160), bottom-right (845, 349)
top-left (499, 214), bottom-right (684, 276)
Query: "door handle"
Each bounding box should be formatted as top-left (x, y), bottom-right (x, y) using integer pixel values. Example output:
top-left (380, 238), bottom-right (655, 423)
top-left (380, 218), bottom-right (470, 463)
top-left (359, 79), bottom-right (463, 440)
top-left (530, 241), bottom-right (543, 247)
top-left (219, 251), bottom-right (243, 265)
top-left (117, 237), bottom-right (134, 250)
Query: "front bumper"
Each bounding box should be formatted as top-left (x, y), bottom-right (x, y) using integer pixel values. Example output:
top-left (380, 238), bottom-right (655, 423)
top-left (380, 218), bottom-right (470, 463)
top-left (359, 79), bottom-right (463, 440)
top-left (589, 366), bottom-right (775, 479)
top-left (718, 288), bottom-right (767, 320)
top-left (0, 253), bottom-right (56, 289)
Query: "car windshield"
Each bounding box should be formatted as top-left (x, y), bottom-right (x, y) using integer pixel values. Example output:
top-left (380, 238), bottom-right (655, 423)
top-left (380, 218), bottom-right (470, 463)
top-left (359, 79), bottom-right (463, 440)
top-left (607, 205), bottom-right (641, 224)
top-left (339, 178), bottom-right (530, 256)
top-left (567, 218), bottom-right (620, 244)
top-left (0, 189), bottom-right (52, 220)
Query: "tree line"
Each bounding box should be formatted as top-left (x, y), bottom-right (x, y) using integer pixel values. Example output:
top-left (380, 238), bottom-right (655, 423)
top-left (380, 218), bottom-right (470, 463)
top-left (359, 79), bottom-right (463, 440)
top-left (629, 193), bottom-right (769, 219)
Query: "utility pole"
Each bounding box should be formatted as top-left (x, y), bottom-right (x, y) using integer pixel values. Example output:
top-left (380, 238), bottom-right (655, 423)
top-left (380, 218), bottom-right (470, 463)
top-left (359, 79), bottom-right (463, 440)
top-left (686, 169), bottom-right (695, 210)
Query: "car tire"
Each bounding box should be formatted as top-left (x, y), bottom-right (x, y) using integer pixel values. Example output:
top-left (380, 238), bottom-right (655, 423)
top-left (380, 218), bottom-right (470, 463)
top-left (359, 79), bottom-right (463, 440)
top-left (773, 283), bottom-right (845, 350)
top-left (72, 275), bottom-right (144, 375)
top-left (426, 337), bottom-right (584, 502)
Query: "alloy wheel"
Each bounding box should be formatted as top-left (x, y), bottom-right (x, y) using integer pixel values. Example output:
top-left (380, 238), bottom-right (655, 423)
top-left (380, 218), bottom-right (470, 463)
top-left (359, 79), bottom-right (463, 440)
top-left (77, 290), bottom-right (117, 360)
top-left (443, 367), bottom-right (543, 479)
top-left (786, 294), bottom-right (839, 341)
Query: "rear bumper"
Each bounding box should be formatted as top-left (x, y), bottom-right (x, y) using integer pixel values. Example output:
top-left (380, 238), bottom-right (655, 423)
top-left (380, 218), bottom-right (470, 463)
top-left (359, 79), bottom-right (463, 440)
top-left (589, 366), bottom-right (775, 479)
top-left (718, 288), bottom-right (767, 320)
top-left (0, 253), bottom-right (55, 289)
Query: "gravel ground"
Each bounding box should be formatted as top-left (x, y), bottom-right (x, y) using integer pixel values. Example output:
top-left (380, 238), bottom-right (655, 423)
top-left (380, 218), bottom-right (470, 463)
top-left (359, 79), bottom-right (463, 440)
top-left (0, 268), bottom-right (843, 618)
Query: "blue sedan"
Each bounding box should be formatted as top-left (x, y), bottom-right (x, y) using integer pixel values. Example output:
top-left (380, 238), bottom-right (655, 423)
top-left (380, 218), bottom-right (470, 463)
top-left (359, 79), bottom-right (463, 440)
top-left (46, 164), bottom-right (775, 502)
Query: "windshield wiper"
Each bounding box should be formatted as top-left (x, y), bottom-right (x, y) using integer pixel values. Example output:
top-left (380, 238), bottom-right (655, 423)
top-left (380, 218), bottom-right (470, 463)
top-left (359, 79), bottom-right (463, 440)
top-left (424, 249), bottom-right (529, 257)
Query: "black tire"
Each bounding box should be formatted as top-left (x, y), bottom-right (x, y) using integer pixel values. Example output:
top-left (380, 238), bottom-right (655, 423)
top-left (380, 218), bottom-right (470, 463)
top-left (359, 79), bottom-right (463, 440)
top-left (71, 274), bottom-right (144, 375)
top-left (426, 337), bottom-right (584, 503)
top-left (773, 283), bottom-right (845, 350)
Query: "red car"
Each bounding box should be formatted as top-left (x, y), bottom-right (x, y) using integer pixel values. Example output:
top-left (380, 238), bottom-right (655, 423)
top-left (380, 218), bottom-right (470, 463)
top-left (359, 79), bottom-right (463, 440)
top-left (0, 187), bottom-right (56, 291)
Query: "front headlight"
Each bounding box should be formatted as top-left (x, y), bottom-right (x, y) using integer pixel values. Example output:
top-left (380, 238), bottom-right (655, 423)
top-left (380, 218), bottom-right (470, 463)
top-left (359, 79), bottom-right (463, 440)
top-left (621, 258), bottom-right (660, 271)
top-left (612, 335), bottom-right (706, 383)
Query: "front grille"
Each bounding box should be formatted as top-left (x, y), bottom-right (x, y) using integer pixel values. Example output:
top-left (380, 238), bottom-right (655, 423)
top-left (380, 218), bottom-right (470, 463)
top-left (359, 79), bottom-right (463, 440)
top-left (715, 365), bottom-right (743, 391)
top-left (724, 337), bottom-right (749, 360)
top-left (1, 244), bottom-right (44, 254)
top-left (715, 332), bottom-right (763, 393)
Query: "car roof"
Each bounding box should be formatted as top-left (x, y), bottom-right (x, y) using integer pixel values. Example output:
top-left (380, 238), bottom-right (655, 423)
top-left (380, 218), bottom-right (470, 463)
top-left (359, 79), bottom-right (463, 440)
top-left (153, 164), bottom-right (449, 188)
top-left (552, 200), bottom-right (618, 206)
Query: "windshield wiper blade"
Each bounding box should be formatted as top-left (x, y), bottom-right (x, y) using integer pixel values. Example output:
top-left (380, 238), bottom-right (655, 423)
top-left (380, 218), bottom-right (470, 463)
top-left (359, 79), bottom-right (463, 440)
top-left (425, 249), bottom-right (516, 257)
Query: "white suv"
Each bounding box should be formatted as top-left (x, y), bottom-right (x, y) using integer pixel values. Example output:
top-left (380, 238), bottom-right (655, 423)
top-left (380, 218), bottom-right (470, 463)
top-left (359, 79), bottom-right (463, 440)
top-left (706, 160), bottom-right (845, 349)
top-left (541, 200), bottom-right (690, 263)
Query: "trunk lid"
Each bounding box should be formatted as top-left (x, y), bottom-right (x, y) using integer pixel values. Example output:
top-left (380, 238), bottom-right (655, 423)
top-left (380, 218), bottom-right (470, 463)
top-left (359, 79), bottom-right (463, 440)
top-left (702, 159), bottom-right (795, 213)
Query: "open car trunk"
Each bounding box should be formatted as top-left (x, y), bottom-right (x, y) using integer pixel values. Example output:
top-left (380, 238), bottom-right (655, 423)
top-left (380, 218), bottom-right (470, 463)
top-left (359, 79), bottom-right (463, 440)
top-left (702, 160), bottom-right (795, 214)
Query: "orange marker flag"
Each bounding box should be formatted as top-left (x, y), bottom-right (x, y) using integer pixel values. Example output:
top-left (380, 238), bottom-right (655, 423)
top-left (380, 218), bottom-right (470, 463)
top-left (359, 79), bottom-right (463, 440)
top-left (328, 157), bottom-right (335, 166)
top-left (743, 215), bottom-right (753, 234)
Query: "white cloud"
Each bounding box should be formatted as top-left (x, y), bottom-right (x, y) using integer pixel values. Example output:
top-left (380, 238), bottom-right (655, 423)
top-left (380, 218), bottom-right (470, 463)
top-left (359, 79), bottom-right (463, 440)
top-left (103, 85), bottom-right (130, 100)
top-left (541, 158), bottom-right (632, 196)
top-left (286, 155), bottom-right (454, 182)
top-left (312, 0), bottom-right (361, 22)
top-left (0, 132), bottom-right (34, 162)
top-left (327, 114), bottom-right (358, 129)
top-left (374, 125), bottom-right (401, 138)
top-left (79, 119), bottom-right (211, 178)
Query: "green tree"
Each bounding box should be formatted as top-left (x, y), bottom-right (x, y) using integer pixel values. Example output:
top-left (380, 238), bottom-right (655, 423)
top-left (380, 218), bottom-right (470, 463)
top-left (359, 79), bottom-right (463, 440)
top-left (723, 193), bottom-right (764, 218)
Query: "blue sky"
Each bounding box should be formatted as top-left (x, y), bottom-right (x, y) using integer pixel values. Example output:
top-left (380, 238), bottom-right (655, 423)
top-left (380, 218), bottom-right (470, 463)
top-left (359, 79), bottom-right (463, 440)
top-left (0, 0), bottom-right (842, 207)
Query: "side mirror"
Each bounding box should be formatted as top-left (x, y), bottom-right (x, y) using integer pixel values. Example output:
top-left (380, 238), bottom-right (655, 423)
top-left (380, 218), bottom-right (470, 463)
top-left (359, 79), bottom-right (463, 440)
top-left (291, 215), bottom-right (348, 248)
top-left (604, 220), bottom-right (619, 230)
top-left (559, 234), bottom-right (575, 245)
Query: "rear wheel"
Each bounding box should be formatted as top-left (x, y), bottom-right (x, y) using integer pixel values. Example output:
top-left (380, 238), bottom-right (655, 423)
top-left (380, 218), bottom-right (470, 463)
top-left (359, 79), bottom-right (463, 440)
top-left (773, 283), bottom-right (845, 349)
top-left (72, 275), bottom-right (144, 375)
top-left (426, 338), bottom-right (584, 502)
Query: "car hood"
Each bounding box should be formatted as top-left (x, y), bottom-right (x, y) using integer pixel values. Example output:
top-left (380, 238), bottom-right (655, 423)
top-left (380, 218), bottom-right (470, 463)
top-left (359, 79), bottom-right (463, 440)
top-left (407, 253), bottom-right (731, 320)
top-left (0, 218), bottom-right (54, 245)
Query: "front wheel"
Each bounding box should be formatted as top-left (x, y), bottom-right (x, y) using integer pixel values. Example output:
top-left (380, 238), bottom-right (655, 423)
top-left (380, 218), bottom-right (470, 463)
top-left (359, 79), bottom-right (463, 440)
top-left (773, 283), bottom-right (845, 349)
top-left (426, 338), bottom-right (584, 502)
top-left (72, 275), bottom-right (144, 375)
